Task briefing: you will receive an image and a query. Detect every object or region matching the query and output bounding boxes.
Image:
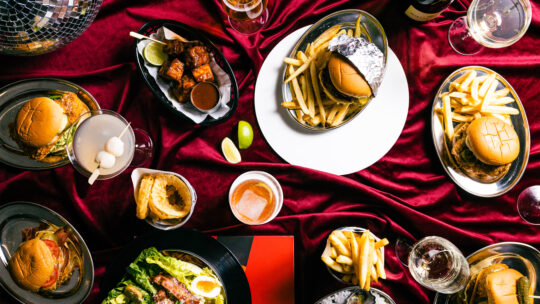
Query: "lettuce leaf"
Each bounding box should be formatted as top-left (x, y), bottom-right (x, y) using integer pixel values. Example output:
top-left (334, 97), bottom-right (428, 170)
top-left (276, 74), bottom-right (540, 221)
top-left (145, 254), bottom-right (203, 286)
top-left (50, 123), bottom-right (76, 154)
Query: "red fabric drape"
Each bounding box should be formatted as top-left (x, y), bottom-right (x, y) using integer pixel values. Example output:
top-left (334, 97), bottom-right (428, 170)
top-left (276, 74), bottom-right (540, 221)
top-left (0, 0), bottom-right (539, 303)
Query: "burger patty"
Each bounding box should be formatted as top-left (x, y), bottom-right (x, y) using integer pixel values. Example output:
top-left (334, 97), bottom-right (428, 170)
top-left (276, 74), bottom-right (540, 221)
top-left (451, 123), bottom-right (510, 183)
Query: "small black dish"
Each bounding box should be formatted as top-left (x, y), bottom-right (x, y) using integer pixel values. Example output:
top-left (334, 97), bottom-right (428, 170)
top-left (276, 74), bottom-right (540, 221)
top-left (134, 19), bottom-right (239, 126)
top-left (99, 228), bottom-right (251, 303)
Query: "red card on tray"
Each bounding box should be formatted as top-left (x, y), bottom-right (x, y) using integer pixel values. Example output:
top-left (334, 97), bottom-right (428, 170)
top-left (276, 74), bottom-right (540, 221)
top-left (216, 236), bottom-right (294, 304)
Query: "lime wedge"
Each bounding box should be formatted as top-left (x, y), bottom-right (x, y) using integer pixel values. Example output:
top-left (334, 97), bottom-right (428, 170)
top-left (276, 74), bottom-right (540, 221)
top-left (143, 41), bottom-right (168, 66)
top-left (221, 137), bottom-right (241, 164)
top-left (237, 120), bottom-right (253, 149)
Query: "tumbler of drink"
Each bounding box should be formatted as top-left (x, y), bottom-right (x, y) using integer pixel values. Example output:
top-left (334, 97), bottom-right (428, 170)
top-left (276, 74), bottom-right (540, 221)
top-left (221, 0), bottom-right (269, 34)
top-left (408, 236), bottom-right (470, 294)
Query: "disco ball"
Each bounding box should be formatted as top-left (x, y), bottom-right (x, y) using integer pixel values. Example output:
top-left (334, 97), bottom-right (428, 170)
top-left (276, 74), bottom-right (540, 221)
top-left (0, 0), bottom-right (103, 56)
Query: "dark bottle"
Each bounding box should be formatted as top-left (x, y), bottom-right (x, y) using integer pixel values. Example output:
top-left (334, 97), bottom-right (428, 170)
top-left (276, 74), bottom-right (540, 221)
top-left (404, 0), bottom-right (455, 22)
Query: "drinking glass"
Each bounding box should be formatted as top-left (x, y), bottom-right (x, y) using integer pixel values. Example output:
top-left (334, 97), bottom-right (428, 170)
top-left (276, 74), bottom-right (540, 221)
top-left (66, 109), bottom-right (153, 180)
top-left (396, 236), bottom-right (470, 294)
top-left (448, 0), bottom-right (532, 55)
top-left (221, 0), bottom-right (268, 34)
top-left (517, 186), bottom-right (540, 225)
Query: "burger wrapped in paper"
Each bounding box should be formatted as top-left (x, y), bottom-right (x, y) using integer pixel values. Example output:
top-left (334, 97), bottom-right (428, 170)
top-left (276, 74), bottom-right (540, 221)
top-left (450, 117), bottom-right (520, 183)
top-left (8, 223), bottom-right (83, 292)
top-left (10, 92), bottom-right (89, 162)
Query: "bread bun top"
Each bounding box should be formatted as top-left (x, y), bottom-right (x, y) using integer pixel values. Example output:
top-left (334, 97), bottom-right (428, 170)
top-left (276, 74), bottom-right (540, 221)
top-left (466, 117), bottom-right (520, 166)
top-left (8, 239), bottom-right (55, 292)
top-left (486, 268), bottom-right (523, 304)
top-left (15, 97), bottom-right (68, 147)
top-left (327, 53), bottom-right (372, 98)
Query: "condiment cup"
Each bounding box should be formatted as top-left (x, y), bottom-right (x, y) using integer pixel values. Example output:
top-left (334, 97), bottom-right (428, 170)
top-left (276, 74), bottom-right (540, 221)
top-left (190, 82), bottom-right (221, 114)
top-left (228, 171), bottom-right (283, 225)
top-left (131, 168), bottom-right (197, 230)
top-left (322, 226), bottom-right (384, 284)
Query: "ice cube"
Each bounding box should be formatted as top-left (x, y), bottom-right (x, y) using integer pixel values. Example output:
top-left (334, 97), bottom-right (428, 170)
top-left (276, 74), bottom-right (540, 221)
top-left (237, 190), bottom-right (267, 221)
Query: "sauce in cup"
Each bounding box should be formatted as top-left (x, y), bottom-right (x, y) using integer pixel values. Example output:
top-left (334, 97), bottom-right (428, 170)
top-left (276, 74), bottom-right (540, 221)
top-left (190, 82), bottom-right (219, 112)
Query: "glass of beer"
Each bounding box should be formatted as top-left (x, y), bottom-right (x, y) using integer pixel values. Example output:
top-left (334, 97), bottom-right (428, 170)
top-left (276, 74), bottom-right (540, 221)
top-left (221, 0), bottom-right (269, 34)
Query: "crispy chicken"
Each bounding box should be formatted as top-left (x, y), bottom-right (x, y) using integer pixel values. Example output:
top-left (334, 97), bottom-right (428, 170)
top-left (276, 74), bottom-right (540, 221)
top-left (191, 64), bottom-right (214, 82)
top-left (184, 45), bottom-right (210, 68)
top-left (163, 40), bottom-right (184, 57)
top-left (159, 58), bottom-right (185, 82)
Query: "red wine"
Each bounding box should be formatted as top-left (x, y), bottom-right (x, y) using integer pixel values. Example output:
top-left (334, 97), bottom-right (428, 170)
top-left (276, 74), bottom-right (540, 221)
top-left (405, 0), bottom-right (454, 22)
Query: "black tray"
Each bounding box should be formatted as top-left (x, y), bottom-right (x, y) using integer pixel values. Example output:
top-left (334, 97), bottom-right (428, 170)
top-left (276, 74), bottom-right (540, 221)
top-left (134, 19), bottom-right (239, 126)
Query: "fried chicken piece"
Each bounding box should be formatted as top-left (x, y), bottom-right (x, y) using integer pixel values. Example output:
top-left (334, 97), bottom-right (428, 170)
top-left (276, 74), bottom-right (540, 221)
top-left (152, 275), bottom-right (203, 304)
top-left (184, 45), bottom-right (210, 68)
top-left (191, 64), bottom-right (214, 82)
top-left (163, 40), bottom-right (184, 57)
top-left (57, 92), bottom-right (90, 124)
top-left (171, 85), bottom-right (190, 103)
top-left (159, 58), bottom-right (185, 82)
top-left (124, 285), bottom-right (144, 304)
top-left (181, 75), bottom-right (196, 90)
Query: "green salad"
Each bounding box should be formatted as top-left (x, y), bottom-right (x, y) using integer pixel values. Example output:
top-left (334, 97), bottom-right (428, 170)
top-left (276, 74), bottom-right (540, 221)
top-left (103, 247), bottom-right (225, 304)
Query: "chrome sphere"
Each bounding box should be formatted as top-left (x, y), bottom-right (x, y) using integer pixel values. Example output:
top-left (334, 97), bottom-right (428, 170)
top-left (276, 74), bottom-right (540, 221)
top-left (0, 0), bottom-right (103, 56)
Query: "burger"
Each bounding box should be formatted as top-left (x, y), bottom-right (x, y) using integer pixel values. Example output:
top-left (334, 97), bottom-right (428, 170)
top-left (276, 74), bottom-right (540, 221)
top-left (450, 116), bottom-right (520, 183)
top-left (11, 92), bottom-right (89, 162)
top-left (318, 53), bottom-right (372, 104)
top-left (8, 223), bottom-right (82, 292)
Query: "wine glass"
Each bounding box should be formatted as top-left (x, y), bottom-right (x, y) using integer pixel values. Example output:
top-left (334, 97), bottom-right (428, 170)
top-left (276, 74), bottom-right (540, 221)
top-left (448, 0), bottom-right (532, 55)
top-left (395, 236), bottom-right (470, 294)
top-left (221, 0), bottom-right (269, 34)
top-left (517, 186), bottom-right (540, 225)
top-left (66, 109), bottom-right (153, 181)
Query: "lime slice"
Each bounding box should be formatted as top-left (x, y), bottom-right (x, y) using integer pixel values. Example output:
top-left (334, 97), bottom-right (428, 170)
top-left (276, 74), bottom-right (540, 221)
top-left (237, 120), bottom-right (253, 149)
top-left (143, 41), bottom-right (168, 66)
top-left (221, 137), bottom-right (241, 164)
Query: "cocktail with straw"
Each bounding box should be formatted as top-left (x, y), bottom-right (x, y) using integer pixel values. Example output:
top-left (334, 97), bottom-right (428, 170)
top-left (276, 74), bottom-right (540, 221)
top-left (66, 109), bottom-right (153, 184)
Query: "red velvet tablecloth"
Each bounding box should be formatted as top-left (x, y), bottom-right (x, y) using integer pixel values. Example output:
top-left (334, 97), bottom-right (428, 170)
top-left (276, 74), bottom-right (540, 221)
top-left (1, 0), bottom-right (539, 303)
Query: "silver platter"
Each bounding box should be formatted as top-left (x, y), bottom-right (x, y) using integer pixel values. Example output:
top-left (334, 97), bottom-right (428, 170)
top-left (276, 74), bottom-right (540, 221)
top-left (434, 242), bottom-right (540, 304)
top-left (315, 286), bottom-right (396, 304)
top-left (431, 66), bottom-right (530, 197)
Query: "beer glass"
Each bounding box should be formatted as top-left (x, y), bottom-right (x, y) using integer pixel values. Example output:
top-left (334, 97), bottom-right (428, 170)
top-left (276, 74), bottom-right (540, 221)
top-left (221, 0), bottom-right (268, 34)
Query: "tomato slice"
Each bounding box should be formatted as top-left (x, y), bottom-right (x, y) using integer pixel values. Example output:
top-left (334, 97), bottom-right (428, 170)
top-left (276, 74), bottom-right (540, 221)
top-left (41, 239), bottom-right (60, 289)
top-left (42, 239), bottom-right (60, 259)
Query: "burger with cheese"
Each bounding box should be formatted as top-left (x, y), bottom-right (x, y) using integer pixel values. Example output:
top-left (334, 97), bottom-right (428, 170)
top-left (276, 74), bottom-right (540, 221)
top-left (318, 53), bottom-right (372, 104)
top-left (11, 92), bottom-right (89, 162)
top-left (9, 223), bottom-right (82, 292)
top-left (450, 116), bottom-right (520, 183)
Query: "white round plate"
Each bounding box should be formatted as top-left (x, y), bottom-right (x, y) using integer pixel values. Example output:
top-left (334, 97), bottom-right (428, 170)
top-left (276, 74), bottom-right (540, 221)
top-left (254, 26), bottom-right (409, 175)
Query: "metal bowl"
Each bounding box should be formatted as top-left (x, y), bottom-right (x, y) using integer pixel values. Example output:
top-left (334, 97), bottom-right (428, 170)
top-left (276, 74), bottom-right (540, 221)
top-left (315, 286), bottom-right (396, 304)
top-left (322, 226), bottom-right (384, 284)
top-left (131, 168), bottom-right (197, 230)
top-left (281, 9), bottom-right (388, 131)
top-left (431, 66), bottom-right (530, 197)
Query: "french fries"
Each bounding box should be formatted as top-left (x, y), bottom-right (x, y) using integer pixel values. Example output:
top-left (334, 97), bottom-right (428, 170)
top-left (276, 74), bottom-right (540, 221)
top-left (435, 69), bottom-right (519, 147)
top-left (281, 16), bottom-right (370, 128)
top-left (321, 229), bottom-right (388, 291)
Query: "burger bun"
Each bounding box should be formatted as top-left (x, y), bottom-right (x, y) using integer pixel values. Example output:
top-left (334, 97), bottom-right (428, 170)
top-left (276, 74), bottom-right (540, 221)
top-left (327, 53), bottom-right (371, 98)
top-left (466, 117), bottom-right (520, 166)
top-left (8, 239), bottom-right (55, 292)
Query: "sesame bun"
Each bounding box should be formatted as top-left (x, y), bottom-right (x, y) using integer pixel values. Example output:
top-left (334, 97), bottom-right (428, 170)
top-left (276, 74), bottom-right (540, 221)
top-left (327, 53), bottom-right (372, 98)
top-left (15, 97), bottom-right (68, 147)
top-left (8, 239), bottom-right (55, 292)
top-left (466, 117), bottom-right (520, 166)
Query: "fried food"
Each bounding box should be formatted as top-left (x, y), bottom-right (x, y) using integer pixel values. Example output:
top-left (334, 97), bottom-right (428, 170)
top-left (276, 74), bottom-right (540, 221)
top-left (191, 64), bottom-right (214, 82)
top-left (159, 58), bottom-right (185, 82)
top-left (136, 174), bottom-right (155, 219)
top-left (135, 173), bottom-right (192, 222)
top-left (321, 229), bottom-right (387, 291)
top-left (184, 45), bottom-right (210, 68)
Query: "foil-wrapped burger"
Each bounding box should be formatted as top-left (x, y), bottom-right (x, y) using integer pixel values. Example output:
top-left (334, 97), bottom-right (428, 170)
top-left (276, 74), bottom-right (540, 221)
top-left (318, 34), bottom-right (385, 104)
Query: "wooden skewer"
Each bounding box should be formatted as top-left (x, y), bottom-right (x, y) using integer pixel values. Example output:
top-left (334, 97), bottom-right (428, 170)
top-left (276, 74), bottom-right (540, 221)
top-left (87, 122), bottom-right (131, 185)
top-left (129, 31), bottom-right (166, 45)
top-left (530, 295), bottom-right (540, 299)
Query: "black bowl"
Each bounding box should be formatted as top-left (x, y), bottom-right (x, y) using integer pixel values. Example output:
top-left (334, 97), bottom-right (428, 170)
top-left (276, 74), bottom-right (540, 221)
top-left (134, 19), bottom-right (238, 126)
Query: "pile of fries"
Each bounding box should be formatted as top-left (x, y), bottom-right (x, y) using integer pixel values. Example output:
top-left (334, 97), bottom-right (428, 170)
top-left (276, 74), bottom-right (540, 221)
top-left (435, 69), bottom-right (519, 142)
top-left (321, 229), bottom-right (388, 291)
top-left (281, 16), bottom-right (371, 128)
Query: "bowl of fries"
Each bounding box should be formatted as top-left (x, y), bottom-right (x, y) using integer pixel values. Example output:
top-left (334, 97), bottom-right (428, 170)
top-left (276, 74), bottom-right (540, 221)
top-left (281, 9), bottom-right (387, 130)
top-left (321, 227), bottom-right (389, 291)
top-left (432, 66), bottom-right (530, 197)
